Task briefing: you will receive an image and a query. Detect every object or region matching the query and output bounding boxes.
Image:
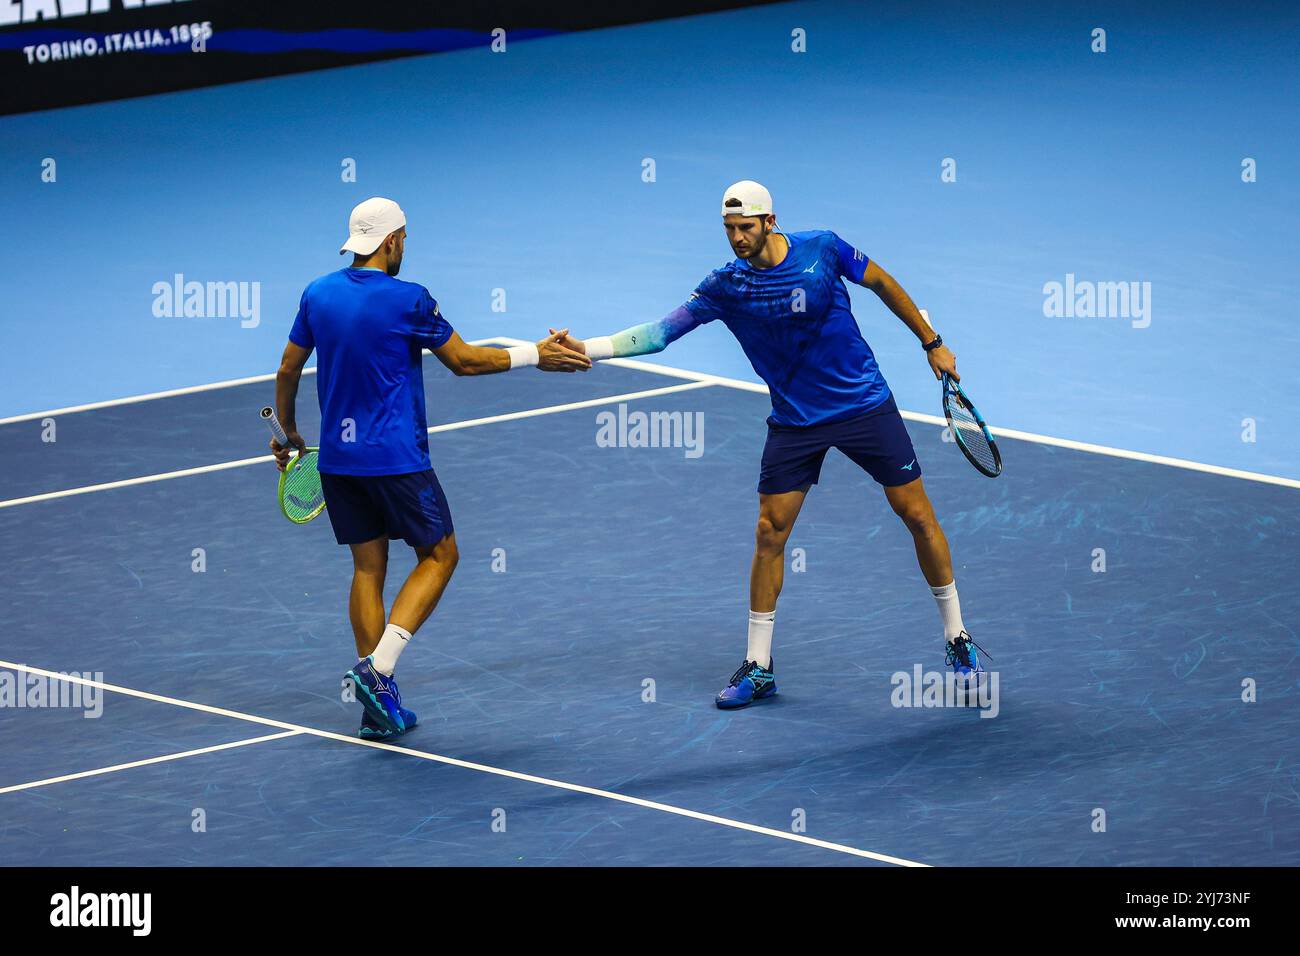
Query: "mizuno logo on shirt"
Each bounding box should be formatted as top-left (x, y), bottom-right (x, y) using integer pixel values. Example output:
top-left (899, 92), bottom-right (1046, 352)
top-left (902, 459), bottom-right (916, 471)
top-left (803, 262), bottom-right (818, 273)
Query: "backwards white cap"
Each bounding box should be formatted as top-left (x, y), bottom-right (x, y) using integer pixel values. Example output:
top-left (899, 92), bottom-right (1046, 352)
top-left (721, 180), bottom-right (773, 217)
top-left (340, 197), bottom-right (407, 255)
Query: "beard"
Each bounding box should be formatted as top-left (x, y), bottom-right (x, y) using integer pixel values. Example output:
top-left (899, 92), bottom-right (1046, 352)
top-left (736, 230), bottom-right (768, 258)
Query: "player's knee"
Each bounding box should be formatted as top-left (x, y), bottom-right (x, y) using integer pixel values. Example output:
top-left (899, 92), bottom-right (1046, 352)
top-left (352, 550), bottom-right (387, 576)
top-left (897, 506), bottom-right (936, 537)
top-left (413, 535), bottom-right (457, 571)
top-left (755, 515), bottom-right (790, 556)
top-left (435, 534), bottom-right (459, 571)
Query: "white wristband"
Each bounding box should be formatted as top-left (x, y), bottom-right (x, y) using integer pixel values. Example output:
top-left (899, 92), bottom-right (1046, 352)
top-left (585, 336), bottom-right (614, 361)
top-left (505, 344), bottom-right (539, 369)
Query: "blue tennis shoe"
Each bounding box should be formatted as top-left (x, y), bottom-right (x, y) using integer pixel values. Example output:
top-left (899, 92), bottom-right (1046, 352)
top-left (945, 631), bottom-right (989, 686)
top-left (715, 658), bottom-right (777, 709)
top-left (359, 706), bottom-right (417, 740)
top-left (345, 656), bottom-right (405, 733)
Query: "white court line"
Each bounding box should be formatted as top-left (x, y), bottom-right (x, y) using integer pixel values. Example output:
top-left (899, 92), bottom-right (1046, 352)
top-left (0, 369), bottom-right (316, 426)
top-left (488, 335), bottom-right (1300, 492)
top-left (427, 379), bottom-right (712, 433)
top-left (0, 730), bottom-right (301, 795)
top-left (895, 411), bottom-right (1300, 491)
top-left (606, 356), bottom-right (768, 393)
top-left (0, 380), bottom-right (714, 510)
top-left (0, 455), bottom-right (278, 510)
top-left (0, 660), bottom-right (926, 867)
top-left (0, 337), bottom-right (510, 425)
top-left (5, 334), bottom-right (1296, 490)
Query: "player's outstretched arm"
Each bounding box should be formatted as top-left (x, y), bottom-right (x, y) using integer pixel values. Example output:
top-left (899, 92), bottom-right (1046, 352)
top-left (859, 260), bottom-right (959, 381)
top-left (433, 331), bottom-right (592, 376)
top-left (548, 305), bottom-right (704, 361)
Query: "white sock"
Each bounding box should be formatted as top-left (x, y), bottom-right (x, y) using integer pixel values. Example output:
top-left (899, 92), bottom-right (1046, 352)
top-left (370, 623), bottom-right (412, 676)
top-left (930, 581), bottom-right (965, 643)
top-left (746, 610), bottom-right (775, 669)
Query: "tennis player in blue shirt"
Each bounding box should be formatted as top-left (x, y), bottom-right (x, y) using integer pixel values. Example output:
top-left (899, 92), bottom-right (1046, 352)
top-left (552, 181), bottom-right (985, 707)
top-left (271, 197), bottom-right (590, 738)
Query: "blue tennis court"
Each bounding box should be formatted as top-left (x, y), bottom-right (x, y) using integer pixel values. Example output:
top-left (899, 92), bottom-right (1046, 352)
top-left (2, 0), bottom-right (1298, 874)
top-left (2, 352), bottom-right (1296, 866)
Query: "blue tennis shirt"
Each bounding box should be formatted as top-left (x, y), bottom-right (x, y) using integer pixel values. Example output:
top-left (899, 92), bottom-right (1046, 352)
top-left (683, 230), bottom-right (891, 426)
top-left (288, 267), bottom-right (454, 475)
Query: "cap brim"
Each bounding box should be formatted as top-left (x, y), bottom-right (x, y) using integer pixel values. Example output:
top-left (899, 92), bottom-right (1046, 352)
top-left (339, 234), bottom-right (386, 256)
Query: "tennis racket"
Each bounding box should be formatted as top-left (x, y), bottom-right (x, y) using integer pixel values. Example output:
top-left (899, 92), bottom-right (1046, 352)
top-left (260, 406), bottom-right (326, 523)
top-left (942, 374), bottom-right (1002, 478)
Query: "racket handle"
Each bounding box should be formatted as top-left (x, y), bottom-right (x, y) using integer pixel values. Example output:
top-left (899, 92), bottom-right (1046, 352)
top-left (260, 406), bottom-right (291, 446)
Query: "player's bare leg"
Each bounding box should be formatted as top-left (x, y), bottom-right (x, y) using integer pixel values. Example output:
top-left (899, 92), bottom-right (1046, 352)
top-left (750, 488), bottom-right (809, 615)
top-left (884, 476), bottom-right (983, 681)
top-left (348, 536), bottom-right (389, 658)
top-left (883, 477), bottom-right (952, 587)
top-left (389, 532), bottom-right (459, 635)
top-left (346, 532), bottom-right (458, 737)
top-left (718, 488), bottom-right (808, 708)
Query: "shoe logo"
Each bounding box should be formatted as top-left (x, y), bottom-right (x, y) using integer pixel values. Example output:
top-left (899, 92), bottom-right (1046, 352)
top-left (362, 663), bottom-right (397, 699)
top-left (901, 459), bottom-right (916, 471)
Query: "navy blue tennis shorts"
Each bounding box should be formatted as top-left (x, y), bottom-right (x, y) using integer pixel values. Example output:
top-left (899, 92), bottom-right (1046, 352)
top-left (758, 396), bottom-right (921, 494)
top-left (319, 469), bottom-right (454, 548)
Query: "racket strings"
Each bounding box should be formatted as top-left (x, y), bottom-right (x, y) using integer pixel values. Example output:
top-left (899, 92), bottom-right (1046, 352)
top-left (282, 451), bottom-right (325, 520)
top-left (946, 397), bottom-right (998, 473)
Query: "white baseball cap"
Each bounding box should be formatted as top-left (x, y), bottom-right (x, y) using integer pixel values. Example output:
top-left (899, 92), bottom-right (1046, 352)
top-left (340, 197), bottom-right (407, 255)
top-left (721, 180), bottom-right (773, 218)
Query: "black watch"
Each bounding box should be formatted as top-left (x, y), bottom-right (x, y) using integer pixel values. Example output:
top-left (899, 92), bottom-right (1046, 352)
top-left (922, 334), bottom-right (943, 352)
